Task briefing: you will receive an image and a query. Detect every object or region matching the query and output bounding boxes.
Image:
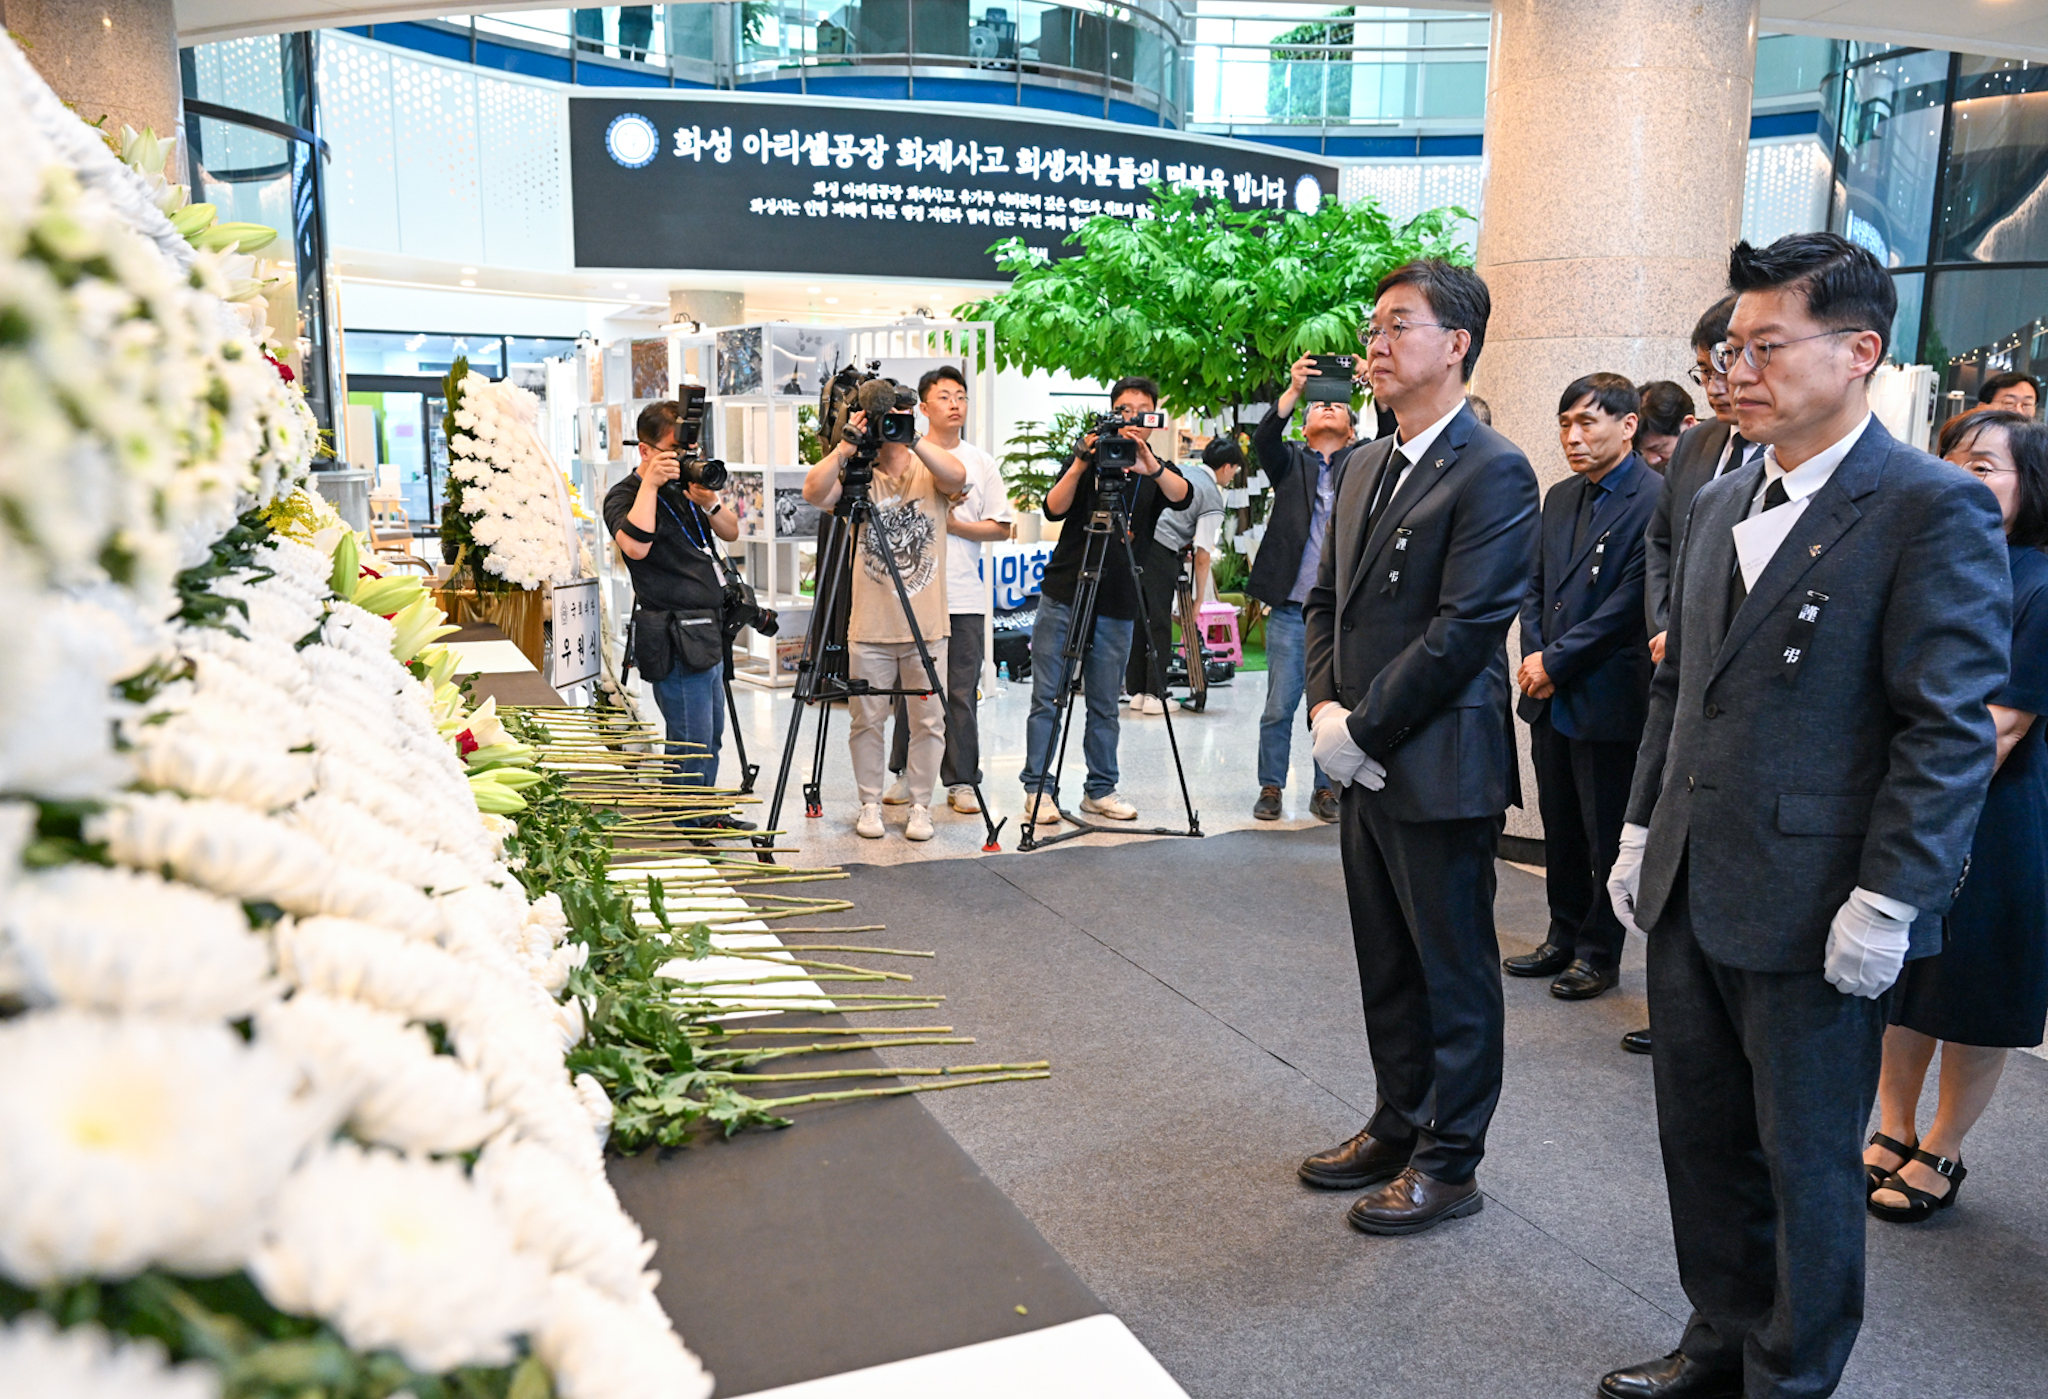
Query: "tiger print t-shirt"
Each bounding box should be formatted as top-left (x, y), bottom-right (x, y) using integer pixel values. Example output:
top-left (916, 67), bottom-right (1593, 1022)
top-left (846, 457), bottom-right (950, 644)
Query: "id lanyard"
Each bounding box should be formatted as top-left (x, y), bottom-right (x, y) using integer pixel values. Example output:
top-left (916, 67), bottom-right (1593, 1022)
top-left (658, 495), bottom-right (712, 554)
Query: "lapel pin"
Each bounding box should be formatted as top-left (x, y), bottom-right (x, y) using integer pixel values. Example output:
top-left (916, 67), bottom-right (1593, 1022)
top-left (1809, 544), bottom-right (1823, 557)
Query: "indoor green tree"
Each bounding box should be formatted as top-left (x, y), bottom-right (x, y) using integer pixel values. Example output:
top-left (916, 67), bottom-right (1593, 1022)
top-left (957, 183), bottom-right (1472, 417)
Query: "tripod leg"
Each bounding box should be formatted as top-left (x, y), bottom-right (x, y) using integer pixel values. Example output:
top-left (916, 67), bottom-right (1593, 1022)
top-left (1124, 523), bottom-right (1202, 836)
top-left (722, 667), bottom-right (759, 794)
top-left (761, 513), bottom-right (853, 846)
top-left (1019, 509), bottom-right (1114, 847)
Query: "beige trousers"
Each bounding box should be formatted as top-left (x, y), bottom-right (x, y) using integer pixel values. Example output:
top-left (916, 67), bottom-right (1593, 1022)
top-left (847, 638), bottom-right (948, 806)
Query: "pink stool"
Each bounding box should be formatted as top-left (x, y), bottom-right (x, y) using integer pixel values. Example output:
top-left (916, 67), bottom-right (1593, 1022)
top-left (1196, 602), bottom-right (1243, 664)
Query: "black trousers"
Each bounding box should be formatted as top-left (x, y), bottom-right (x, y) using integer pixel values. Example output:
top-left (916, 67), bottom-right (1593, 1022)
top-left (1338, 786), bottom-right (1504, 1183)
top-left (1649, 871), bottom-right (1890, 1399)
top-left (1124, 539), bottom-right (1182, 698)
top-left (1529, 713), bottom-right (1636, 971)
top-left (887, 614), bottom-right (985, 788)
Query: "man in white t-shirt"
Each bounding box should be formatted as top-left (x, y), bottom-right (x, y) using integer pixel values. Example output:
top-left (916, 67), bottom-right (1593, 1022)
top-left (885, 365), bottom-right (1015, 814)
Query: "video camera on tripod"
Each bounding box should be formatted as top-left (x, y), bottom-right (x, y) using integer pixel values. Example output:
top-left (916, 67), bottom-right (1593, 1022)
top-left (819, 361), bottom-right (919, 493)
top-left (1079, 406), bottom-right (1169, 478)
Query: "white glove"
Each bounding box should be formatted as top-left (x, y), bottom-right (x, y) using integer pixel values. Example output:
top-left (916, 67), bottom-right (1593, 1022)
top-left (1311, 705), bottom-right (1386, 791)
top-left (1606, 823), bottom-right (1649, 937)
top-left (1824, 888), bottom-right (1917, 999)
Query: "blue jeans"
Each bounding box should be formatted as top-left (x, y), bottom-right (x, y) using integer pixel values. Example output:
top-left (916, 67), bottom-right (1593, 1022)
top-left (1259, 601), bottom-right (1330, 792)
top-left (650, 662), bottom-right (724, 789)
top-left (1020, 597), bottom-right (1131, 801)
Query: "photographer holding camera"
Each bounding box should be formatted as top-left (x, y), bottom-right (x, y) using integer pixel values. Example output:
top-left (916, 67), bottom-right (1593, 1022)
top-left (606, 399), bottom-right (743, 818)
top-left (802, 400), bottom-right (967, 842)
top-left (1019, 375), bottom-right (1192, 825)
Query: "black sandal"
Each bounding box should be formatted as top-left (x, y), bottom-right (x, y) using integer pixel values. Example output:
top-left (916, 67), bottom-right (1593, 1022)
top-left (1864, 1131), bottom-right (1915, 1196)
top-left (1868, 1148), bottom-right (1966, 1224)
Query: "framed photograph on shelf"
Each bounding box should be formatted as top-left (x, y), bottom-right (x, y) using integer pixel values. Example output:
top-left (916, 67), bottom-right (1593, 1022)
top-left (716, 327), bottom-right (763, 396)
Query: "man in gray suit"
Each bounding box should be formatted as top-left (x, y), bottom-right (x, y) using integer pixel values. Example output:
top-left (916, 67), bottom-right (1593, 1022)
top-left (1298, 260), bottom-right (1540, 1236)
top-left (1599, 234), bottom-right (2011, 1399)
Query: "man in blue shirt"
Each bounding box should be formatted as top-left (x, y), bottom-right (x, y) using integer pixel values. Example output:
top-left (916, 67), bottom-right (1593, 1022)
top-left (1510, 374), bottom-right (1662, 1000)
top-left (1250, 355), bottom-right (1363, 823)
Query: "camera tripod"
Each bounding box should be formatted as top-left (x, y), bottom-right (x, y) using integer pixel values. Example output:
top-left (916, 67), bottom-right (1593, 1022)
top-left (1019, 478), bottom-right (1202, 851)
top-left (758, 464), bottom-right (1006, 860)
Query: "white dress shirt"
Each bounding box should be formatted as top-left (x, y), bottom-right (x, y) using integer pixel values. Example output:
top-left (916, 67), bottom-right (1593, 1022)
top-left (1381, 398), bottom-right (1467, 502)
top-left (940, 438), bottom-right (1013, 615)
top-left (1745, 412), bottom-right (1870, 522)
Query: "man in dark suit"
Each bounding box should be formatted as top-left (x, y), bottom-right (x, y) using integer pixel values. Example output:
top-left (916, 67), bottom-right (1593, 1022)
top-left (1250, 362), bottom-right (1364, 824)
top-left (1507, 374), bottom-right (1662, 1001)
top-left (1299, 259), bottom-right (1540, 1236)
top-left (1622, 295), bottom-right (1759, 1056)
top-left (1599, 234), bottom-right (2011, 1399)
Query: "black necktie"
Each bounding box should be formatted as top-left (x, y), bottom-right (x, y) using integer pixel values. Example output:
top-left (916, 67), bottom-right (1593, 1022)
top-left (1365, 447), bottom-right (1406, 534)
top-left (1718, 432), bottom-right (1748, 478)
top-left (1572, 481), bottom-right (1600, 556)
top-left (1727, 476), bottom-right (1791, 617)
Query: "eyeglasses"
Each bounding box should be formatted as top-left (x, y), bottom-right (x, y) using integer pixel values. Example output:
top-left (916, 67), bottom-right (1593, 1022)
top-left (1358, 319), bottom-right (1449, 348)
top-left (1965, 462), bottom-right (2017, 480)
top-left (1709, 328), bottom-right (1858, 374)
top-left (1686, 365), bottom-right (1727, 387)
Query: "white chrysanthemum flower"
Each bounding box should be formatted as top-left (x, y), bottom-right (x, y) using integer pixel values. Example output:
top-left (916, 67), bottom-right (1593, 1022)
top-left (573, 1072), bottom-right (614, 1145)
top-left (4, 865), bottom-right (275, 1020)
top-left (473, 1137), bottom-right (654, 1301)
top-left (0, 1314), bottom-right (219, 1399)
top-left (256, 994), bottom-right (503, 1155)
top-left (249, 1142), bottom-right (549, 1373)
top-left (537, 1274), bottom-right (712, 1399)
top-left (0, 1010), bottom-right (325, 1283)
top-left (274, 915), bottom-right (477, 1022)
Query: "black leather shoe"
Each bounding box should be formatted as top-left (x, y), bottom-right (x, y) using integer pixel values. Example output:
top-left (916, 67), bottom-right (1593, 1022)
top-left (1597, 1351), bottom-right (1741, 1399)
top-left (1621, 1027), bottom-right (1653, 1055)
top-left (1252, 786), bottom-right (1283, 821)
top-left (1310, 787), bottom-right (1341, 823)
top-left (1504, 941), bottom-right (1572, 977)
top-left (1299, 1129), bottom-right (1413, 1190)
top-left (1551, 960), bottom-right (1620, 1000)
top-left (1345, 1167), bottom-right (1483, 1235)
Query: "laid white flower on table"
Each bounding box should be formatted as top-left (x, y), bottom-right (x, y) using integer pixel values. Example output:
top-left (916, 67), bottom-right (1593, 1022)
top-left (249, 1141), bottom-right (550, 1374)
top-left (0, 1010), bottom-right (325, 1284)
top-left (0, 1313), bottom-right (219, 1399)
top-left (0, 594), bottom-right (147, 800)
top-left (473, 1137), bottom-right (656, 1303)
top-left (127, 722), bottom-right (315, 813)
top-left (89, 792), bottom-right (333, 908)
top-left (274, 916), bottom-right (478, 1023)
top-left (537, 1274), bottom-right (712, 1399)
top-left (256, 993), bottom-right (503, 1156)
top-left (4, 865), bottom-right (275, 1021)
top-left (573, 1071), bottom-right (613, 1144)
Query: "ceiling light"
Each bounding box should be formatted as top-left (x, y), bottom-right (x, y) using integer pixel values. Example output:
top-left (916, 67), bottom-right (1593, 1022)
top-left (824, 296), bottom-right (839, 304)
top-left (461, 267), bottom-right (477, 275)
top-left (612, 281), bottom-right (628, 289)
top-left (807, 286), bottom-right (822, 294)
top-left (460, 279), bottom-right (476, 287)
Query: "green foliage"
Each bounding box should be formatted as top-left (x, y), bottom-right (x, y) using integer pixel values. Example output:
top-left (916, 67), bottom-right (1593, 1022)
top-left (796, 404), bottom-right (827, 465)
top-left (0, 1271), bottom-right (545, 1399)
top-left (958, 183), bottom-right (1473, 418)
top-left (1269, 7), bottom-right (1354, 122)
top-left (171, 508), bottom-right (277, 636)
top-left (998, 407), bottom-right (1092, 512)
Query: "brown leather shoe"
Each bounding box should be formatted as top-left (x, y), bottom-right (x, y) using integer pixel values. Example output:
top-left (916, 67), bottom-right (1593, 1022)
top-left (1596, 1351), bottom-right (1741, 1398)
top-left (1345, 1167), bottom-right (1483, 1235)
top-left (1297, 1129), bottom-right (1413, 1190)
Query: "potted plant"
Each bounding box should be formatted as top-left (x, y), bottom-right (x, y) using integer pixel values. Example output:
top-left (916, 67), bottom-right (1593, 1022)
top-left (1001, 407), bottom-right (1092, 542)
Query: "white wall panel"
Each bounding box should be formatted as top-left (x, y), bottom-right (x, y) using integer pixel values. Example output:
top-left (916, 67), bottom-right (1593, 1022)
top-left (1742, 135), bottom-right (1832, 247)
top-left (477, 74), bottom-right (568, 271)
top-left (1340, 160), bottom-right (1484, 250)
top-left (317, 36), bottom-right (401, 254)
top-left (390, 55), bottom-right (486, 265)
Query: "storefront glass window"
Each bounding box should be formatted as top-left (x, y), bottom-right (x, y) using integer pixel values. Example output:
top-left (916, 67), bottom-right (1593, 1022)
top-left (1829, 48), bottom-right (1948, 268)
top-left (1936, 57), bottom-right (2048, 264)
top-left (1925, 266), bottom-right (2048, 405)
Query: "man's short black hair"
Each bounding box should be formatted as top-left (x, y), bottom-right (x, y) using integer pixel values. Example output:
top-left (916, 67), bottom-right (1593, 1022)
top-left (1692, 294), bottom-right (1739, 353)
top-left (1110, 375), bottom-right (1159, 406)
top-left (1978, 370), bottom-right (2042, 407)
top-left (1727, 232), bottom-right (1897, 365)
top-left (1375, 259), bottom-right (1491, 382)
top-left (636, 399), bottom-right (683, 446)
top-left (918, 364), bottom-right (967, 400)
top-left (1558, 372), bottom-right (1640, 421)
top-left (1942, 409), bottom-right (2048, 548)
top-left (1202, 435), bottom-right (1245, 470)
top-left (1635, 381), bottom-right (1695, 439)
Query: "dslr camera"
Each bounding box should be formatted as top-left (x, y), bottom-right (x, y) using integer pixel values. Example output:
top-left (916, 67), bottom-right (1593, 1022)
top-left (651, 385), bottom-right (730, 492)
top-left (1081, 406), bottom-right (1169, 477)
top-left (819, 361), bottom-right (919, 494)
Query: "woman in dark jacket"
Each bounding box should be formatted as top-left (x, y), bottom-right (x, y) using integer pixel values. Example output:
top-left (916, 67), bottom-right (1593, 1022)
top-left (1863, 409), bottom-right (2048, 1222)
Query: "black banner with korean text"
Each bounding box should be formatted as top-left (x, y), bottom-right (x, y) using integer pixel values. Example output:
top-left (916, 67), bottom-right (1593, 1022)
top-left (568, 95), bottom-right (1338, 279)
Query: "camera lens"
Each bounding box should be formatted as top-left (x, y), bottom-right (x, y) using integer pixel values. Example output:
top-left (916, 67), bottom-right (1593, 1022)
top-left (694, 458), bottom-right (729, 492)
